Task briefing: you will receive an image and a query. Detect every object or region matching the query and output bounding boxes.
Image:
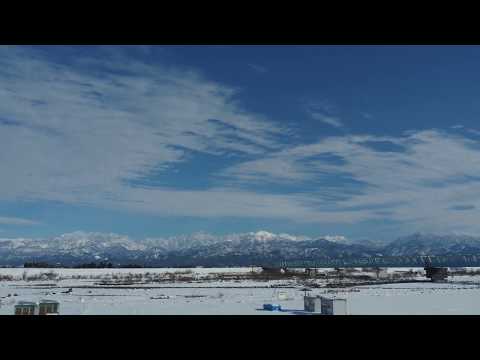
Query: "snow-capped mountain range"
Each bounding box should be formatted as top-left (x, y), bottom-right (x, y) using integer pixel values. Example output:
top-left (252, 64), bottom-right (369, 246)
top-left (384, 233), bottom-right (480, 256)
top-left (0, 230), bottom-right (355, 266)
top-left (1, 231), bottom-right (480, 266)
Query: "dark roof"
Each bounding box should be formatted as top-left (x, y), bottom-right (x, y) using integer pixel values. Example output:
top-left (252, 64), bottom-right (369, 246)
top-left (39, 299), bottom-right (59, 304)
top-left (15, 301), bottom-right (37, 307)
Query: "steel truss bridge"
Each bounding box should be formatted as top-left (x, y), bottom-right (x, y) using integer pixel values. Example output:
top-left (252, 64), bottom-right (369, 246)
top-left (275, 254), bottom-right (480, 269)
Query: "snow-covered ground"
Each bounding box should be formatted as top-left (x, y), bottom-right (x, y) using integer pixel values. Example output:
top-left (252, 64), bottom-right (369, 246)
top-left (1, 268), bottom-right (479, 315)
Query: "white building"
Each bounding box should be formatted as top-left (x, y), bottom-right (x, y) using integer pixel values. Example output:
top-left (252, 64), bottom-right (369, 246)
top-left (320, 296), bottom-right (348, 315)
top-left (304, 295), bottom-right (348, 315)
top-left (304, 295), bottom-right (322, 313)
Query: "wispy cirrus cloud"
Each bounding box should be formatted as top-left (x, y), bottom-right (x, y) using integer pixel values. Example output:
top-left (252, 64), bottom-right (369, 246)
top-left (221, 128), bottom-right (480, 232)
top-left (450, 204), bottom-right (476, 211)
top-left (309, 112), bottom-right (344, 128)
top-left (0, 46), bottom-right (286, 209)
top-left (0, 216), bottom-right (40, 226)
top-left (247, 63), bottom-right (268, 73)
top-left (304, 100), bottom-right (344, 128)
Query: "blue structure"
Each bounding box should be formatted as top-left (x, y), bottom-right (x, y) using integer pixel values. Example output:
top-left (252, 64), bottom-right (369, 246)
top-left (263, 303), bottom-right (282, 311)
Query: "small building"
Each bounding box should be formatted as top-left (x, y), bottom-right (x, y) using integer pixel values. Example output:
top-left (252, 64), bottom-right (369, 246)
top-left (305, 268), bottom-right (318, 276)
top-left (304, 295), bottom-right (348, 315)
top-left (425, 267), bottom-right (448, 282)
top-left (38, 300), bottom-right (60, 315)
top-left (375, 268), bottom-right (388, 279)
top-left (14, 301), bottom-right (38, 315)
top-left (321, 297), bottom-right (348, 315)
top-left (304, 295), bottom-right (322, 313)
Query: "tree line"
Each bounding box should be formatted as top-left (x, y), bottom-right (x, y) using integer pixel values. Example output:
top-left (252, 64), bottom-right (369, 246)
top-left (23, 261), bottom-right (145, 268)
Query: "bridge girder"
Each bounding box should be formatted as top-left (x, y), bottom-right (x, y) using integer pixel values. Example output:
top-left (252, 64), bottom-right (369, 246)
top-left (273, 255), bottom-right (480, 269)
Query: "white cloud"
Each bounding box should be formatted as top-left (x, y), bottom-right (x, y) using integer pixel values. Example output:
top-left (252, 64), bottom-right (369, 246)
top-left (0, 46), bottom-right (285, 206)
top-left (467, 128), bottom-right (480, 136)
top-left (222, 129), bottom-right (480, 231)
top-left (247, 63), bottom-right (268, 73)
top-left (220, 156), bottom-right (314, 184)
top-left (0, 46), bottom-right (335, 224)
top-left (304, 101), bottom-right (343, 128)
top-left (309, 112), bottom-right (344, 128)
top-left (0, 216), bottom-right (40, 226)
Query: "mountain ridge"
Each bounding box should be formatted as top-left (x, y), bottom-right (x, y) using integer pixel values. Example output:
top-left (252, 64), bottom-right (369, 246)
top-left (2, 231), bottom-right (480, 266)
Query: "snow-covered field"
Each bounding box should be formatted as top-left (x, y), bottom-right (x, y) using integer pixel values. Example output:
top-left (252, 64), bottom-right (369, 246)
top-left (1, 267), bottom-right (480, 315)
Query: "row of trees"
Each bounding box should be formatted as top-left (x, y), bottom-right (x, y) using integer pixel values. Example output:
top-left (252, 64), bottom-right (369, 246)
top-left (24, 262), bottom-right (145, 268)
top-left (24, 262), bottom-right (58, 268)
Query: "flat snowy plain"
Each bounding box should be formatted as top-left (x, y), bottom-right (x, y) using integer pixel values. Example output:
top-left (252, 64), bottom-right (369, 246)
top-left (1, 267), bottom-right (479, 315)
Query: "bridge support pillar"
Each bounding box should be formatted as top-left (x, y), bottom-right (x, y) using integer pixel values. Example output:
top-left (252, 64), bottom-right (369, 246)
top-left (425, 267), bottom-right (448, 282)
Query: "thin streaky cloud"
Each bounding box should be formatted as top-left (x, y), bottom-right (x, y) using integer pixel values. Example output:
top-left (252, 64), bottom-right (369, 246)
top-left (309, 111), bottom-right (344, 128)
top-left (247, 63), bottom-right (268, 73)
top-left (0, 46), bottom-right (286, 211)
top-left (467, 128), bottom-right (480, 136)
top-left (303, 100), bottom-right (344, 128)
top-left (220, 128), bottom-right (480, 232)
top-left (0, 216), bottom-right (40, 226)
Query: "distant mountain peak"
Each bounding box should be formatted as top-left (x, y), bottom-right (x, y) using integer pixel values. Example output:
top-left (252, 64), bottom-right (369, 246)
top-left (252, 230), bottom-right (276, 241)
top-left (323, 235), bottom-right (349, 243)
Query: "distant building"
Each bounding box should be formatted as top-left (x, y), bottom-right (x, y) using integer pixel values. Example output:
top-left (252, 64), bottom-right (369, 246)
top-left (14, 299), bottom-right (60, 315)
top-left (304, 295), bottom-right (348, 315)
top-left (39, 300), bottom-right (60, 315)
top-left (425, 267), bottom-right (448, 282)
top-left (376, 268), bottom-right (388, 279)
top-left (304, 295), bottom-right (322, 313)
top-left (14, 301), bottom-right (38, 315)
top-left (320, 297), bottom-right (348, 315)
top-left (305, 268), bottom-right (318, 276)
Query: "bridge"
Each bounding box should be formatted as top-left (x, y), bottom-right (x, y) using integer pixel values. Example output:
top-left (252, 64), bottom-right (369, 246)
top-left (274, 254), bottom-right (480, 269)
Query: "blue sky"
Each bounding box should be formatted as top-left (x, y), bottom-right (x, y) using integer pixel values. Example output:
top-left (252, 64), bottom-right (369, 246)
top-left (2, 45), bottom-right (480, 241)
